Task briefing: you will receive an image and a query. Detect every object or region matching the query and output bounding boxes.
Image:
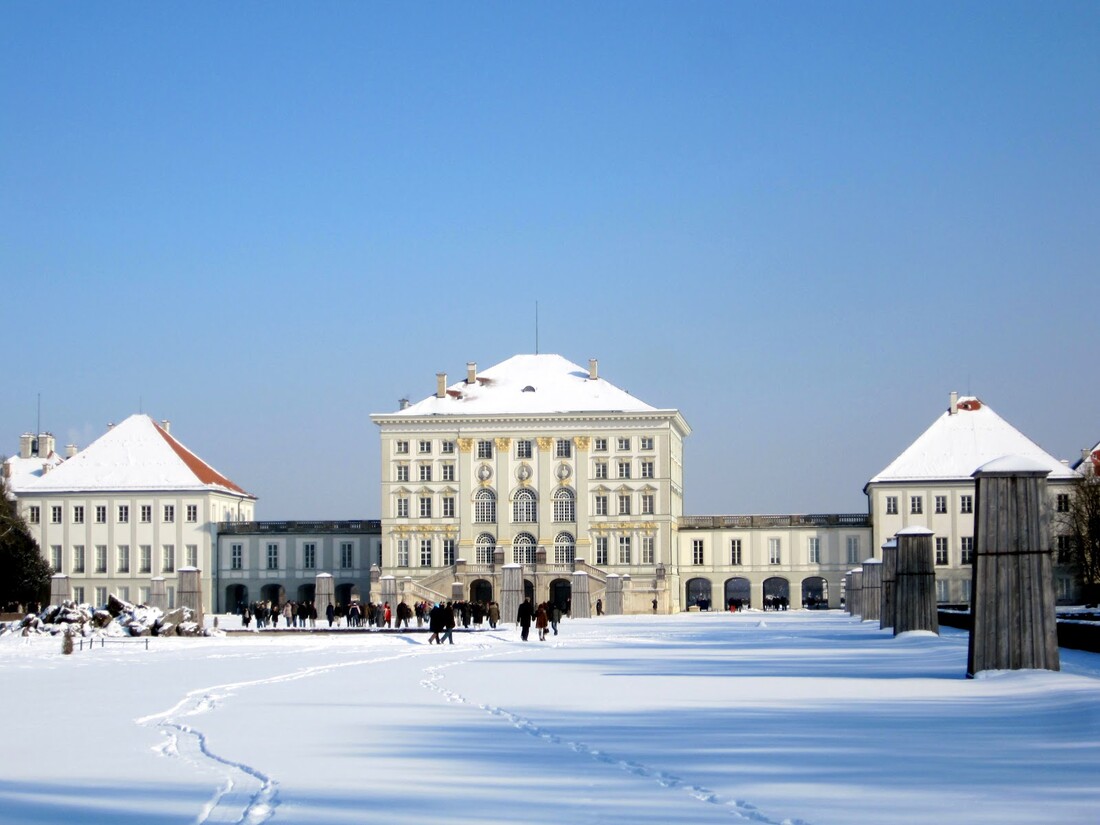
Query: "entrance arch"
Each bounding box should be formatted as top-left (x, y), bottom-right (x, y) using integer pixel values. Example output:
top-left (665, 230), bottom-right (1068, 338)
top-left (335, 583), bottom-right (359, 606)
top-left (523, 579), bottom-right (535, 601)
top-left (260, 583), bottom-right (285, 606)
top-left (686, 577), bottom-right (713, 611)
top-left (801, 576), bottom-right (829, 609)
top-left (763, 577), bottom-right (790, 610)
top-left (724, 577), bottom-right (751, 610)
top-left (470, 579), bottom-right (493, 604)
top-left (225, 584), bottom-right (248, 612)
top-left (297, 583), bottom-right (315, 603)
top-left (549, 578), bottom-right (571, 612)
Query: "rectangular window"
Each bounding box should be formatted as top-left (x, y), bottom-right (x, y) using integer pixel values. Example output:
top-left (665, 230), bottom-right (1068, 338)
top-left (140, 545), bottom-right (152, 574)
top-left (395, 465), bottom-right (410, 482)
top-left (595, 536), bottom-right (608, 565)
top-left (139, 586), bottom-right (150, 604)
top-left (594, 462), bottom-right (608, 479)
top-left (935, 496), bottom-right (947, 515)
top-left (555, 438), bottom-right (572, 458)
top-left (186, 504), bottom-right (198, 523)
top-left (1057, 535), bottom-right (1074, 564)
top-left (140, 505), bottom-right (152, 523)
top-left (267, 543), bottom-right (279, 570)
top-left (51, 505), bottom-right (62, 524)
top-left (419, 465), bottom-right (432, 482)
top-left (935, 537), bottom-right (949, 566)
top-left (692, 539), bottom-right (704, 565)
top-left (516, 440), bottom-right (532, 459)
top-left (910, 496), bottom-right (923, 515)
top-left (885, 496), bottom-right (898, 515)
top-left (442, 538), bottom-right (456, 566)
top-left (339, 542), bottom-right (353, 568)
top-left (477, 440), bottom-right (493, 459)
top-left (441, 440), bottom-right (455, 455)
top-left (442, 496), bottom-right (456, 518)
top-left (641, 494), bottom-right (655, 515)
top-left (94, 586), bottom-right (107, 607)
top-left (935, 578), bottom-right (949, 603)
top-left (420, 539), bottom-right (432, 567)
top-left (303, 543), bottom-right (316, 569)
top-left (118, 504), bottom-right (129, 523)
top-left (396, 497), bottom-right (409, 518)
top-left (94, 545), bottom-right (107, 573)
top-left (419, 497), bottom-right (432, 518)
top-left (769, 538), bottom-right (782, 565)
top-left (73, 545), bottom-right (85, 573)
top-left (730, 538), bottom-right (742, 566)
top-left (163, 504), bottom-right (175, 523)
top-left (27, 505), bottom-right (40, 524)
top-left (186, 544), bottom-right (198, 568)
top-left (618, 461), bottom-right (631, 479)
top-left (960, 537), bottom-right (974, 565)
top-left (1056, 493), bottom-right (1070, 513)
top-left (231, 544), bottom-right (243, 570)
top-left (846, 536), bottom-right (860, 565)
top-left (594, 438), bottom-right (607, 452)
top-left (618, 494), bottom-right (631, 516)
top-left (961, 495), bottom-right (973, 514)
top-left (73, 505), bottom-right (84, 524)
top-left (162, 545), bottom-right (175, 573)
top-left (640, 436), bottom-right (654, 451)
top-left (641, 536), bottom-right (655, 565)
top-left (618, 536), bottom-right (632, 565)
top-left (117, 586), bottom-right (130, 603)
top-left (595, 495), bottom-right (608, 516)
top-left (51, 545), bottom-right (62, 573)
top-left (117, 545), bottom-right (130, 573)
top-left (95, 505), bottom-right (107, 524)
top-left (808, 537), bottom-right (820, 564)
top-left (73, 586), bottom-right (85, 605)
top-left (640, 461), bottom-right (654, 479)
top-left (418, 440), bottom-right (432, 454)
top-left (617, 437), bottom-right (630, 451)
top-left (441, 464), bottom-right (455, 482)
top-left (397, 539), bottom-right (410, 567)
top-left (395, 440), bottom-right (409, 455)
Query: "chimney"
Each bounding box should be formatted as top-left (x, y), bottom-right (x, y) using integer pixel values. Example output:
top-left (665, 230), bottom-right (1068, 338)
top-left (161, 419), bottom-right (171, 434)
top-left (588, 358), bottom-right (598, 380)
top-left (436, 373), bottom-right (447, 399)
top-left (107, 422), bottom-right (115, 430)
top-left (39, 433), bottom-right (55, 457)
top-left (65, 444), bottom-right (78, 458)
top-left (2, 461), bottom-right (11, 479)
top-left (399, 398), bottom-right (410, 411)
top-left (949, 391), bottom-right (958, 415)
top-left (19, 433), bottom-right (33, 460)
top-left (466, 362), bottom-right (477, 384)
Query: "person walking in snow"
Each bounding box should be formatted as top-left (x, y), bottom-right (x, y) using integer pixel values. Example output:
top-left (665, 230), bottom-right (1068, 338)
top-left (551, 603), bottom-right (562, 635)
top-left (535, 602), bottom-right (549, 641)
top-left (488, 601), bottom-right (500, 629)
top-left (517, 598), bottom-right (535, 641)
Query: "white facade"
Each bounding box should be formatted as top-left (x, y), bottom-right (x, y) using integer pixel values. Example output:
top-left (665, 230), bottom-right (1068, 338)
top-left (6, 415), bottom-right (255, 612)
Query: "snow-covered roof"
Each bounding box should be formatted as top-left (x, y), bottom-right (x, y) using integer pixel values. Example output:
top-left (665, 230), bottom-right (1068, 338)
top-left (3, 451), bottom-right (65, 489)
top-left (374, 354), bottom-right (664, 418)
top-left (13, 414), bottom-right (254, 497)
top-left (867, 396), bottom-right (1077, 485)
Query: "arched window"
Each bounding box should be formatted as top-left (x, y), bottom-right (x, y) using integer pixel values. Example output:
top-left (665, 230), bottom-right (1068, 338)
top-left (474, 489), bottom-right (496, 523)
top-left (553, 487), bottom-right (576, 523)
top-left (476, 533), bottom-right (496, 565)
top-left (513, 488), bottom-right (537, 523)
top-left (513, 532), bottom-right (537, 565)
top-left (554, 532), bottom-right (575, 564)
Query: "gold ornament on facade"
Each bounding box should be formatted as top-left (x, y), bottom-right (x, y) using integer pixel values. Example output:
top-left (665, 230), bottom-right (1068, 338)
top-left (457, 438), bottom-right (474, 453)
top-left (536, 437), bottom-right (554, 452)
top-left (573, 436), bottom-right (590, 451)
top-left (495, 437), bottom-right (511, 450)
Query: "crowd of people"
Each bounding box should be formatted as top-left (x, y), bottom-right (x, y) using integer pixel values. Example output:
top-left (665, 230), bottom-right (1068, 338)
top-left (238, 598), bottom-right (508, 635)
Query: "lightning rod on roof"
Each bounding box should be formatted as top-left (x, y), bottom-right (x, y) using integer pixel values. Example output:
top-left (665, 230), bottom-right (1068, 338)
top-left (535, 300), bottom-right (539, 355)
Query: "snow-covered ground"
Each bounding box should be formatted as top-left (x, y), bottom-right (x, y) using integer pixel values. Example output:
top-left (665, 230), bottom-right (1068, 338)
top-left (2, 610), bottom-right (1098, 825)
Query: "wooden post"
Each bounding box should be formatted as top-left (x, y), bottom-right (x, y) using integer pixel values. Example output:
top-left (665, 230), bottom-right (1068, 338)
top-left (605, 574), bottom-right (623, 615)
top-left (850, 569), bottom-right (864, 618)
top-left (178, 567), bottom-right (204, 629)
top-left (967, 456), bottom-right (1059, 677)
top-left (880, 538), bottom-right (897, 631)
top-left (894, 527), bottom-right (938, 636)
top-left (861, 559), bottom-right (882, 623)
top-left (314, 573), bottom-right (334, 611)
top-left (571, 571), bottom-right (591, 619)
top-left (844, 571), bottom-right (853, 614)
top-left (501, 564), bottom-right (523, 625)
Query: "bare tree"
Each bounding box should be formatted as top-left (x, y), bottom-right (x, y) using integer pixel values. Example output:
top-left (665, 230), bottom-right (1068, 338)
top-left (1055, 472), bottom-right (1100, 605)
top-left (0, 473), bottom-right (52, 610)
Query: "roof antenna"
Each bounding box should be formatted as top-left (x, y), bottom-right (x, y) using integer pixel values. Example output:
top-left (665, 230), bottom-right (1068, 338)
top-left (36, 392), bottom-right (41, 436)
top-left (535, 300), bottom-right (539, 355)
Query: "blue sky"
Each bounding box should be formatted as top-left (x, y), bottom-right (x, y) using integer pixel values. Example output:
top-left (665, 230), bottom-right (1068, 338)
top-left (3, 2), bottom-right (1098, 519)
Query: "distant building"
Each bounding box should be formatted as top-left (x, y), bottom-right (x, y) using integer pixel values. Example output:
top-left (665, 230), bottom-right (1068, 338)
top-left (864, 392), bottom-right (1079, 604)
top-left (6, 415), bottom-right (255, 612)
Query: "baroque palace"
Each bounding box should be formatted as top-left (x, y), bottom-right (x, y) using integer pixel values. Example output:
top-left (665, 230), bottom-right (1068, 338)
top-left (5, 354), bottom-right (1088, 614)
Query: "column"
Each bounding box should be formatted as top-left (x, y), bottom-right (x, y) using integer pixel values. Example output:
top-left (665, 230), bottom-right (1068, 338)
top-left (880, 538), bottom-right (898, 631)
top-left (894, 527), bottom-right (938, 636)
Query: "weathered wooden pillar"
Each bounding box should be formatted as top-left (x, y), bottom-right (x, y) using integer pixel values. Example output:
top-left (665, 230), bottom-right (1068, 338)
top-left (850, 569), bottom-right (864, 618)
top-left (967, 457), bottom-right (1059, 677)
top-left (880, 538), bottom-right (898, 631)
top-left (315, 573), bottom-right (334, 611)
top-left (861, 559), bottom-right (882, 623)
top-left (894, 527), bottom-right (938, 636)
top-left (178, 567), bottom-right (204, 628)
top-left (843, 571), bottom-right (853, 613)
top-left (605, 574), bottom-right (623, 615)
top-left (379, 575), bottom-right (397, 613)
top-left (571, 571), bottom-right (591, 619)
top-left (501, 564), bottom-right (523, 625)
top-left (451, 581), bottom-right (464, 602)
top-left (50, 573), bottom-right (71, 606)
top-left (149, 576), bottom-right (168, 611)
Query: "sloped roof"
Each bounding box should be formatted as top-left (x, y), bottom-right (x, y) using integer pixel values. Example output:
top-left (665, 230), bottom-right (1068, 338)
top-left (374, 354), bottom-right (664, 418)
top-left (3, 451), bottom-right (65, 489)
top-left (15, 414), bottom-right (254, 497)
top-left (868, 397), bottom-right (1077, 485)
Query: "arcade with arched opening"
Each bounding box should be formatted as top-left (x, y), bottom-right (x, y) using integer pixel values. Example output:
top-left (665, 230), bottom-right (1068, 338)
top-left (801, 576), bottom-right (829, 609)
top-left (686, 577), bottom-right (713, 611)
top-left (724, 577), bottom-right (751, 610)
top-left (763, 577), bottom-right (790, 610)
